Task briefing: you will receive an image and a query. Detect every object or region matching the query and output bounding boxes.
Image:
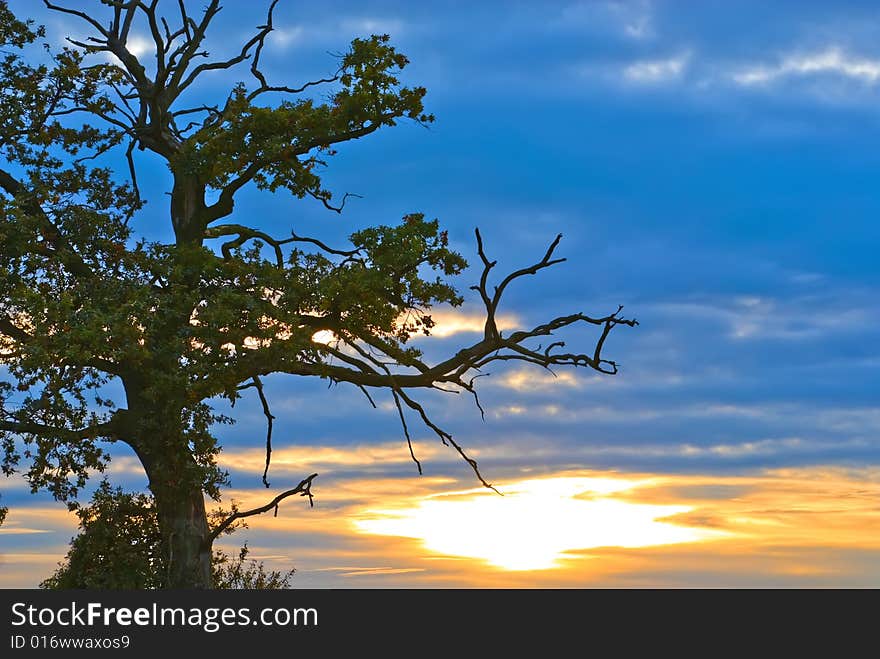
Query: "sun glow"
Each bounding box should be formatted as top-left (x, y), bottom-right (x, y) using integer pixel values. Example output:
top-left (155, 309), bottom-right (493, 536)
top-left (353, 476), bottom-right (728, 570)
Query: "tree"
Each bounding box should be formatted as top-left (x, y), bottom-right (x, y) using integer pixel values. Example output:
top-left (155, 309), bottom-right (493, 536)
top-left (40, 481), bottom-right (295, 589)
top-left (0, 0), bottom-right (637, 588)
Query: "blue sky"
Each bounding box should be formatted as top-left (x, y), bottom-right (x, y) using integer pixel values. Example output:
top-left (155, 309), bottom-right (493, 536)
top-left (1, 0), bottom-right (879, 587)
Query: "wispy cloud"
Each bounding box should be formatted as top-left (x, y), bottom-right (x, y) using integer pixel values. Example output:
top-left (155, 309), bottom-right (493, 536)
top-left (340, 18), bottom-right (406, 36)
top-left (218, 441), bottom-right (450, 476)
top-left (623, 52), bottom-right (689, 83)
top-left (413, 310), bottom-right (520, 339)
top-left (733, 47), bottom-right (880, 86)
top-left (495, 368), bottom-right (580, 392)
top-left (265, 17), bottom-right (406, 52)
top-left (610, 0), bottom-right (654, 40)
top-left (269, 26), bottom-right (304, 48)
top-left (559, 1), bottom-right (654, 41)
top-left (651, 295), bottom-right (872, 342)
top-left (4, 465), bottom-right (879, 587)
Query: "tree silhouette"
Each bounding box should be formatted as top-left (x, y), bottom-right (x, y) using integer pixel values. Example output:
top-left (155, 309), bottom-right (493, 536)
top-left (0, 0), bottom-right (636, 587)
top-left (40, 481), bottom-right (294, 589)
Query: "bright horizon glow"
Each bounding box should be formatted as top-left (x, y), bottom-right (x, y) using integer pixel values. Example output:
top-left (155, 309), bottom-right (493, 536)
top-left (353, 476), bottom-right (729, 570)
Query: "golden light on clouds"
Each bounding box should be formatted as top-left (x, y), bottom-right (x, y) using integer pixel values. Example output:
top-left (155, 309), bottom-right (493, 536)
top-left (308, 309), bottom-right (521, 346)
top-left (352, 476), bottom-right (728, 570)
top-left (2, 462), bottom-right (878, 587)
top-left (496, 369), bottom-right (580, 392)
top-left (418, 310), bottom-right (520, 338)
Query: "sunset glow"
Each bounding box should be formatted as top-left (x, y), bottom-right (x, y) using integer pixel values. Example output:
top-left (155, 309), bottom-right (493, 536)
top-left (2, 465), bottom-right (878, 587)
top-left (3, 0), bottom-right (880, 593)
top-left (353, 476), bottom-right (728, 570)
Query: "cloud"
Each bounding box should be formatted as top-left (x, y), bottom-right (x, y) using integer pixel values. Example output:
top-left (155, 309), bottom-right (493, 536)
top-left (353, 474), bottom-right (727, 570)
top-left (217, 441), bottom-right (451, 477)
top-left (269, 26), bottom-right (304, 48)
top-left (623, 52), bottom-right (689, 83)
top-left (609, 0), bottom-right (654, 40)
top-left (650, 295), bottom-right (872, 342)
top-left (340, 18), bottom-right (406, 36)
top-left (558, 1), bottom-right (654, 41)
top-left (264, 17), bottom-right (406, 52)
top-left (733, 47), bottom-right (880, 87)
top-left (495, 368), bottom-right (580, 392)
top-left (415, 310), bottom-right (520, 339)
top-left (309, 310), bottom-right (519, 344)
top-left (100, 34), bottom-right (154, 65)
top-left (0, 527), bottom-right (51, 535)
top-left (125, 35), bottom-right (153, 58)
top-left (4, 464), bottom-right (879, 586)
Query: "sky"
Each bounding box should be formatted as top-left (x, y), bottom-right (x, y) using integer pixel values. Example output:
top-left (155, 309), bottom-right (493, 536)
top-left (1, 0), bottom-right (879, 587)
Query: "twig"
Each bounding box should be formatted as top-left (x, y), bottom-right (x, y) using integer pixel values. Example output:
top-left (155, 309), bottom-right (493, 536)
top-left (206, 473), bottom-right (318, 546)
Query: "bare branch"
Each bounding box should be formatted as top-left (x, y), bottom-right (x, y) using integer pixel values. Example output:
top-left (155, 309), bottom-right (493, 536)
top-left (246, 75), bottom-right (341, 103)
top-left (206, 473), bottom-right (317, 545)
top-left (288, 231), bottom-right (360, 258)
top-left (176, 0), bottom-right (279, 95)
top-left (395, 388), bottom-right (498, 493)
top-left (44, 1), bottom-right (111, 38)
top-left (470, 228), bottom-right (497, 337)
top-left (307, 190), bottom-right (362, 214)
top-left (204, 223), bottom-right (289, 266)
top-left (250, 376), bottom-right (275, 488)
top-left (491, 232), bottom-right (565, 313)
top-left (392, 390), bottom-right (422, 475)
top-left (226, 231), bottom-right (636, 490)
top-left (355, 384), bottom-right (378, 408)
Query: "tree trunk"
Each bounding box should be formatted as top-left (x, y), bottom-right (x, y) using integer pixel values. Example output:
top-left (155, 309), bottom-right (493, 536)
top-left (170, 172), bottom-right (207, 245)
top-left (125, 167), bottom-right (213, 586)
top-left (125, 398), bottom-right (215, 589)
top-left (152, 482), bottom-right (213, 588)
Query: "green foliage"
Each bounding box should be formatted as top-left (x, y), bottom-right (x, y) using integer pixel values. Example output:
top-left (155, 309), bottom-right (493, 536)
top-left (0, 1), bottom-right (460, 508)
top-left (180, 34), bottom-right (432, 204)
top-left (0, 1), bottom-right (634, 589)
top-left (211, 544), bottom-right (295, 591)
top-left (40, 481), bottom-right (163, 589)
top-left (40, 481), bottom-right (294, 590)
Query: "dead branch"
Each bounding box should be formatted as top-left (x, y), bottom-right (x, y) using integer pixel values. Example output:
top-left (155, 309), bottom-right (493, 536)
top-left (231, 230), bottom-right (636, 491)
top-left (206, 473), bottom-right (317, 546)
top-left (204, 223), bottom-right (291, 266)
top-left (237, 376), bottom-right (276, 488)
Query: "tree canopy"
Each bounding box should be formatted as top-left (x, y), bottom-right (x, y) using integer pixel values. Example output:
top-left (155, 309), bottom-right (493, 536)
top-left (0, 0), bottom-right (636, 587)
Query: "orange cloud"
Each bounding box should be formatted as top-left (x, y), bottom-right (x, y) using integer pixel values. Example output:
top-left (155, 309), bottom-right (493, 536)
top-left (413, 310), bottom-right (520, 338)
top-left (4, 462), bottom-right (878, 587)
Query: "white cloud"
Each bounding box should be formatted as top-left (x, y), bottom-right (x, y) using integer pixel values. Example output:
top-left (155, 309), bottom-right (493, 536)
top-left (269, 26), bottom-right (304, 48)
top-left (341, 18), bottom-right (405, 36)
top-left (102, 34), bottom-right (153, 64)
top-left (611, 1), bottom-right (654, 40)
top-left (623, 52), bottom-right (689, 83)
top-left (496, 369), bottom-right (580, 392)
top-left (624, 17), bottom-right (651, 40)
top-left (266, 18), bottom-right (405, 51)
top-left (733, 47), bottom-right (880, 87)
top-left (126, 35), bottom-right (153, 58)
top-left (559, 1), bottom-right (654, 41)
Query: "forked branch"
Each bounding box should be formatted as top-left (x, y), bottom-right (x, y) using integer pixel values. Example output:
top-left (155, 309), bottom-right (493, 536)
top-left (232, 230), bottom-right (636, 491)
top-left (207, 473), bottom-right (317, 545)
